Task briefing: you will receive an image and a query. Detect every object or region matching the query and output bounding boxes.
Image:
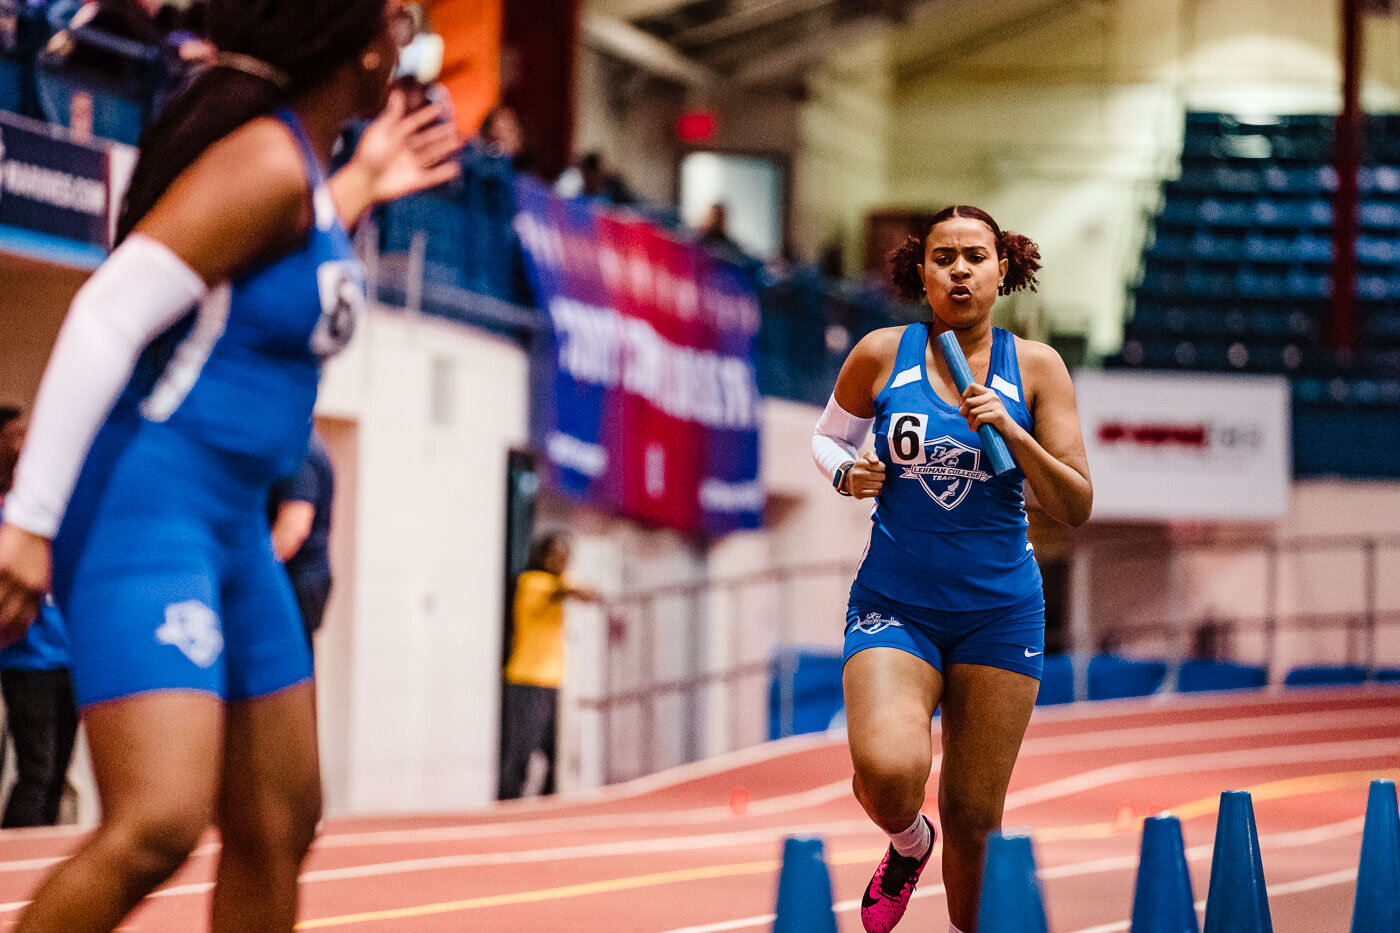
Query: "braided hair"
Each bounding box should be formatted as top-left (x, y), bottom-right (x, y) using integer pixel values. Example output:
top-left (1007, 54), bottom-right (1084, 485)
top-left (888, 205), bottom-right (1042, 302)
top-left (116, 0), bottom-right (390, 244)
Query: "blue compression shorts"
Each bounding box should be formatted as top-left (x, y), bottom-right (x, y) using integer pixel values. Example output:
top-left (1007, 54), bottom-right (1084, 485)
top-left (54, 429), bottom-right (313, 708)
top-left (844, 584), bottom-right (1046, 680)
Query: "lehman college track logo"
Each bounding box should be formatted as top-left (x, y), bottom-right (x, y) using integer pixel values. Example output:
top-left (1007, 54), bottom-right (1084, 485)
top-left (900, 435), bottom-right (991, 511)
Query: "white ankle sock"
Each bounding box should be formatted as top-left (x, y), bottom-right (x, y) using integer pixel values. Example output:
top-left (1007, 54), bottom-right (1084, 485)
top-left (889, 813), bottom-right (931, 858)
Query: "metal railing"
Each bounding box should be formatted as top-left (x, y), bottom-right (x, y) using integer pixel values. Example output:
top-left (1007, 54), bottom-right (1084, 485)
top-left (577, 532), bottom-right (1400, 784)
top-left (579, 560), bottom-right (854, 785)
top-left (1095, 533), bottom-right (1400, 675)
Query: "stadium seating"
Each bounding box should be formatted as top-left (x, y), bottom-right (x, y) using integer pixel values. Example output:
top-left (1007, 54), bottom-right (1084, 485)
top-left (1113, 111), bottom-right (1400, 477)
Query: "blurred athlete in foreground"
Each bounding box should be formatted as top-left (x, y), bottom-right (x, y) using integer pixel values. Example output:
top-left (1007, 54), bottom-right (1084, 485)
top-left (0, 1), bottom-right (459, 928)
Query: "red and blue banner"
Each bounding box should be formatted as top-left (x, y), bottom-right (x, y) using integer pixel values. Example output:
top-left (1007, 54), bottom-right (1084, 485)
top-left (514, 177), bottom-right (763, 536)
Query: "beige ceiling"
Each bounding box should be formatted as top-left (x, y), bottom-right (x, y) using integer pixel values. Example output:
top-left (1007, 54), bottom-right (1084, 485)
top-left (582, 0), bottom-right (1105, 89)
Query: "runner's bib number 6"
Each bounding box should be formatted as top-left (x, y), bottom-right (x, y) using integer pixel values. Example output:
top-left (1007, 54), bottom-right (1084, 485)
top-left (888, 412), bottom-right (927, 464)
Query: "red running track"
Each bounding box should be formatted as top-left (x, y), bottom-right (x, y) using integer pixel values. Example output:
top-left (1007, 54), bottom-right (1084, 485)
top-left (0, 686), bottom-right (1395, 931)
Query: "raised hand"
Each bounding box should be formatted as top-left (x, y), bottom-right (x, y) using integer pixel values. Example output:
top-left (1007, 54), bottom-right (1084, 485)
top-left (331, 90), bottom-right (463, 226)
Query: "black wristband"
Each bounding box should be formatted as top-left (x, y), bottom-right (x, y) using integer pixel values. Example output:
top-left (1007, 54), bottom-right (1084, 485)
top-left (832, 460), bottom-right (855, 496)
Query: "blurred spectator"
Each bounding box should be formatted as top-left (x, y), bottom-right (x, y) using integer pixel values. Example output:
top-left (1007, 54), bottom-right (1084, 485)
top-left (269, 431), bottom-right (335, 648)
top-left (498, 531), bottom-right (600, 799)
top-left (43, 0), bottom-right (210, 90)
top-left (391, 2), bottom-right (453, 126)
top-left (0, 407), bottom-right (77, 829)
top-left (154, 0), bottom-right (213, 69)
top-left (697, 201), bottom-right (746, 261)
top-left (45, 0), bottom-right (166, 83)
top-left (554, 151), bottom-right (636, 206)
top-left (0, 3), bottom-right (20, 54)
top-left (473, 103), bottom-right (534, 173)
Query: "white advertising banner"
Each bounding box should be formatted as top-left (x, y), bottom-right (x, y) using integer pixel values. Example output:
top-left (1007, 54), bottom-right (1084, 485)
top-left (1074, 371), bottom-right (1291, 520)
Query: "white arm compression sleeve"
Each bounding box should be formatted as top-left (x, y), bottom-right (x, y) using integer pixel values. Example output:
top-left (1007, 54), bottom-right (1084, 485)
top-left (5, 235), bottom-right (208, 538)
top-left (812, 394), bottom-right (874, 482)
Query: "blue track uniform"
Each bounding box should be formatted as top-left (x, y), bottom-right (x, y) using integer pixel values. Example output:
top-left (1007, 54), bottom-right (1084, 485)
top-left (845, 323), bottom-right (1046, 679)
top-left (51, 108), bottom-right (365, 707)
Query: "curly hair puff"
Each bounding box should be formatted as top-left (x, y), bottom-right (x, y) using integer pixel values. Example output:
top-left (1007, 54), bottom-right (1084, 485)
top-left (887, 205), bottom-right (1042, 301)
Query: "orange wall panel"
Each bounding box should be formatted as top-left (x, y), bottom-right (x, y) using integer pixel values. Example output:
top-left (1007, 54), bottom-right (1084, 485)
top-left (424, 0), bottom-right (502, 135)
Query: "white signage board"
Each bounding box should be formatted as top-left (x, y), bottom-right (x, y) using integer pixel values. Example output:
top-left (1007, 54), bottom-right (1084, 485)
top-left (1074, 370), bottom-right (1291, 521)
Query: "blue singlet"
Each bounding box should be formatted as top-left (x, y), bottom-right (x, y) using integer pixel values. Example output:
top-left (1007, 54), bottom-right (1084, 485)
top-left (52, 108), bottom-right (366, 707)
top-left (845, 323), bottom-right (1046, 678)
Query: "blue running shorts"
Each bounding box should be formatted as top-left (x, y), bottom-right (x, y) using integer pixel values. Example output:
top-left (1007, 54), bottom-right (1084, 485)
top-left (844, 583), bottom-right (1046, 680)
top-left (54, 430), bottom-right (313, 708)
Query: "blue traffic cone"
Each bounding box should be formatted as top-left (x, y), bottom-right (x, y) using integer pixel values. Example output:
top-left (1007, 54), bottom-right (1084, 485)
top-left (1131, 814), bottom-right (1200, 933)
top-left (978, 830), bottom-right (1049, 932)
top-left (1351, 779), bottom-right (1400, 932)
top-left (1203, 790), bottom-right (1273, 933)
top-left (772, 835), bottom-right (837, 933)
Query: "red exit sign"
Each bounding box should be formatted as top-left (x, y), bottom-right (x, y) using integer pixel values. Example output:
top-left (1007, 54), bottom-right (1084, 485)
top-left (676, 110), bottom-right (717, 142)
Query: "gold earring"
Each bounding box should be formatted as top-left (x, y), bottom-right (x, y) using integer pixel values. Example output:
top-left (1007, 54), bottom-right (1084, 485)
top-left (361, 50), bottom-right (381, 72)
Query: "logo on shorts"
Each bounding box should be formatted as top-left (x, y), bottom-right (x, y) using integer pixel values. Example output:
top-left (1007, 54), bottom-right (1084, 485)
top-left (900, 436), bottom-right (991, 511)
top-left (848, 611), bottom-right (903, 635)
top-left (156, 600), bottom-right (224, 668)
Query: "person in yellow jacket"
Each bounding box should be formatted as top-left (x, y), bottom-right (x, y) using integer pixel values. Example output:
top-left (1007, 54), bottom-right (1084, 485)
top-left (499, 531), bottom-right (599, 799)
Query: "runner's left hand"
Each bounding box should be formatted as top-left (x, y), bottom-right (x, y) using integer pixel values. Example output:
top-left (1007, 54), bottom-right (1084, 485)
top-left (958, 383), bottom-right (1015, 437)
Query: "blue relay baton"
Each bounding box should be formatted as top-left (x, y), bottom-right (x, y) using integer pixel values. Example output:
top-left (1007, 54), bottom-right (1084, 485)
top-left (935, 330), bottom-right (1016, 476)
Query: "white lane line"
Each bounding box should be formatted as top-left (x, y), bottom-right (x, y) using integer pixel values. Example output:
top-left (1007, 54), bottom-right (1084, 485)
top-left (1266, 866), bottom-right (1357, 897)
top-left (1003, 738), bottom-right (1397, 812)
top-left (1019, 705), bottom-right (1400, 758)
top-left (0, 692), bottom-right (1385, 853)
top-left (1067, 868), bottom-right (1361, 933)
top-left (304, 708), bottom-right (1400, 850)
top-left (331, 686), bottom-right (1397, 826)
top-left (0, 857), bottom-right (70, 876)
top-left (658, 817), bottom-right (1367, 933)
top-left (0, 732), bottom-right (1387, 900)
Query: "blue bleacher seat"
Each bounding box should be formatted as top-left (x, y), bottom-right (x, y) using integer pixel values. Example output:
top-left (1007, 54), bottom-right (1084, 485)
top-left (1358, 274), bottom-right (1400, 302)
top-left (1284, 665), bottom-right (1368, 686)
top-left (1213, 165), bottom-right (1260, 193)
top-left (1285, 268), bottom-right (1329, 299)
top-left (1177, 659), bottom-right (1268, 692)
top-left (1362, 165), bottom-right (1400, 194)
top-left (767, 646), bottom-right (844, 739)
top-left (1035, 654), bottom-right (1075, 705)
top-left (1365, 310), bottom-right (1400, 339)
top-left (1087, 654), bottom-right (1167, 700)
top-left (1293, 233), bottom-right (1332, 263)
top-left (1361, 202), bottom-right (1400, 230)
top-left (1236, 268), bottom-right (1285, 299)
top-left (1243, 232), bottom-right (1290, 263)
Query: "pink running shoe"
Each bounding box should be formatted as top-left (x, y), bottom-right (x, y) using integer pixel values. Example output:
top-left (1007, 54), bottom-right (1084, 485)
top-left (860, 816), bottom-right (935, 933)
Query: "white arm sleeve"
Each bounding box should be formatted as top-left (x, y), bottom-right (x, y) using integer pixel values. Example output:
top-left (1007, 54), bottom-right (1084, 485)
top-left (812, 394), bottom-right (874, 482)
top-left (5, 235), bottom-right (208, 538)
